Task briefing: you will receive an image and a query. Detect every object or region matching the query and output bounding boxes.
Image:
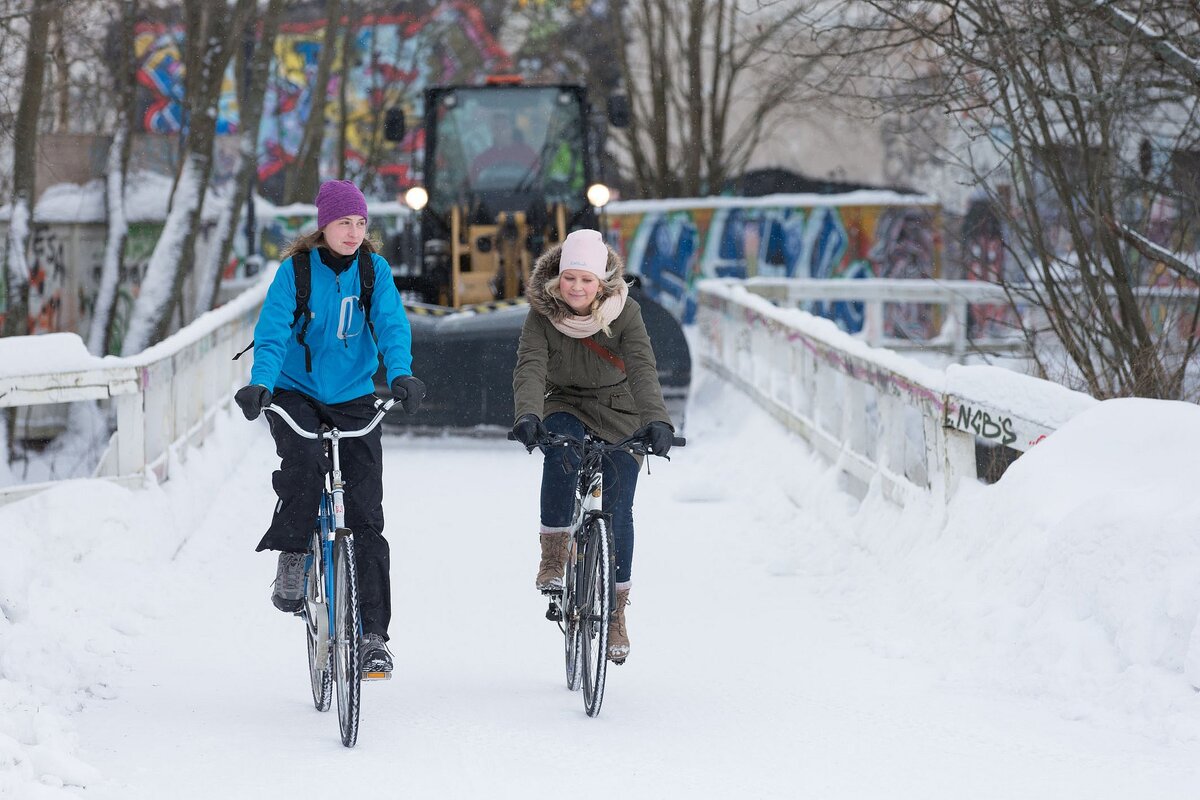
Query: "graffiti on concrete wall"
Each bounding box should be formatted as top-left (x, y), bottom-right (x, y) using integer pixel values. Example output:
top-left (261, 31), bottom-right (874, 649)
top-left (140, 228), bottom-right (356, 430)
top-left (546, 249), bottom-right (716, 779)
top-left (28, 227), bottom-right (69, 335)
top-left (606, 202), bottom-right (940, 332)
top-left (133, 3), bottom-right (510, 198)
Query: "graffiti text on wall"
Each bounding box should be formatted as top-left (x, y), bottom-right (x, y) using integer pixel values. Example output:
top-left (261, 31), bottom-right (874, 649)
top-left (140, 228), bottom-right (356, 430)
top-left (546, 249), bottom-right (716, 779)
top-left (945, 402), bottom-right (1017, 446)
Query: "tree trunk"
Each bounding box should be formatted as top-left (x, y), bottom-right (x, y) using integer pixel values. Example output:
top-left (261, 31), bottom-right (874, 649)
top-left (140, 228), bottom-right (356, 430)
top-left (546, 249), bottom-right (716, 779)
top-left (90, 0), bottom-right (138, 356)
top-left (2, 4), bottom-right (52, 339)
top-left (283, 0), bottom-right (343, 204)
top-left (336, 0), bottom-right (354, 182)
top-left (195, 0), bottom-right (286, 317)
top-left (50, 4), bottom-right (69, 133)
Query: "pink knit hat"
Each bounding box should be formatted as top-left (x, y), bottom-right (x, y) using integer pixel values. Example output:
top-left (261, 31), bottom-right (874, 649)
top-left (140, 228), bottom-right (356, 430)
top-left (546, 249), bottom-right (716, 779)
top-left (559, 229), bottom-right (609, 277)
top-left (315, 180), bottom-right (368, 229)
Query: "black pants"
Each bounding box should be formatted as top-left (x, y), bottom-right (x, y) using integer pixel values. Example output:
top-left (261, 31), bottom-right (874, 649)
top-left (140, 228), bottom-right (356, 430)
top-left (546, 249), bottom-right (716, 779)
top-left (257, 390), bottom-right (391, 640)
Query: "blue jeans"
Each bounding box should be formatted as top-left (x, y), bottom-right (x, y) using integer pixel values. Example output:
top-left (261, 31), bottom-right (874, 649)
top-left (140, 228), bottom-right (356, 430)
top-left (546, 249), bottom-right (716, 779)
top-left (539, 412), bottom-right (639, 585)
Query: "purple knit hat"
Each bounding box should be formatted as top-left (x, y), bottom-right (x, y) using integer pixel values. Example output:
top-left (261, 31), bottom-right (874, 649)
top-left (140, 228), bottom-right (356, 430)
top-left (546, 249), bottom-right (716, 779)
top-left (315, 180), bottom-right (368, 229)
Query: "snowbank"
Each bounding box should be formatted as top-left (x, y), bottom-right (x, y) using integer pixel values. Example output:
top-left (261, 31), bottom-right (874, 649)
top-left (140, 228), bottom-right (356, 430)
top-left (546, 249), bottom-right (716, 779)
top-left (0, 409), bottom-right (249, 795)
top-left (835, 397), bottom-right (1200, 739)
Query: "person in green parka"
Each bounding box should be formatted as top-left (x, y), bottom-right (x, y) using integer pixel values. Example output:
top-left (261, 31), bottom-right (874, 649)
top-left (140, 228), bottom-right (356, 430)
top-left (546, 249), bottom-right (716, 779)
top-left (512, 228), bottom-right (675, 664)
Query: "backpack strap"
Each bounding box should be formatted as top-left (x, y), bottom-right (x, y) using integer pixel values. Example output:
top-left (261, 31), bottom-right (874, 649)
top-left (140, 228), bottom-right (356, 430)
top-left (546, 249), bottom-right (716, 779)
top-left (292, 250), bottom-right (314, 372)
top-left (581, 337), bottom-right (625, 373)
top-left (357, 249), bottom-right (376, 336)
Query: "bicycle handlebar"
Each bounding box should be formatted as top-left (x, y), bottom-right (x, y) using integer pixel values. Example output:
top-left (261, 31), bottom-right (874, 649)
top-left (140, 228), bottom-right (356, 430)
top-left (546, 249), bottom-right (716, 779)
top-left (263, 397), bottom-right (397, 440)
top-left (506, 428), bottom-right (686, 456)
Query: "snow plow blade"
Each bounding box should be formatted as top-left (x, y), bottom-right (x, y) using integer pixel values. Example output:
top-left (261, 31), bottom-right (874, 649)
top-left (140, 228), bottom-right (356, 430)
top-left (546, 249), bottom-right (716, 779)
top-left (379, 284), bottom-right (690, 432)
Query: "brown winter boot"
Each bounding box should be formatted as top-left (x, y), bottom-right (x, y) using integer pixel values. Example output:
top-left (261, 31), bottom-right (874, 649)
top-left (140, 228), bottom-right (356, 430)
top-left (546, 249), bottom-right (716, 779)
top-left (535, 532), bottom-right (569, 592)
top-left (607, 587), bottom-right (631, 664)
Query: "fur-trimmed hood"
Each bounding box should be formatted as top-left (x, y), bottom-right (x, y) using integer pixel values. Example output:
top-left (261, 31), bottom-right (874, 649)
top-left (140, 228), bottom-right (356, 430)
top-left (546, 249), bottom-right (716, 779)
top-left (525, 238), bottom-right (627, 322)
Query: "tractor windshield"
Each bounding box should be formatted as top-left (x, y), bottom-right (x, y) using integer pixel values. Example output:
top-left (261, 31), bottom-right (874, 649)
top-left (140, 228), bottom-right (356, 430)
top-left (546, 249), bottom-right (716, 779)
top-left (428, 86), bottom-right (587, 218)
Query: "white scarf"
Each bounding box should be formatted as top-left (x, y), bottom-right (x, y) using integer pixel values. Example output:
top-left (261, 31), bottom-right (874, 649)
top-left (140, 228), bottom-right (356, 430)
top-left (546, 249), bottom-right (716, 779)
top-left (550, 280), bottom-right (628, 338)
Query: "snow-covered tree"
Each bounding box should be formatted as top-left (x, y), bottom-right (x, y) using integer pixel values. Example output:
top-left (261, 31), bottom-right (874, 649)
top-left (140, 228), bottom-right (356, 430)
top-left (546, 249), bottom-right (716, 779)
top-left (122, 0), bottom-right (255, 355)
top-left (816, 0), bottom-right (1200, 400)
top-left (193, 0), bottom-right (286, 317)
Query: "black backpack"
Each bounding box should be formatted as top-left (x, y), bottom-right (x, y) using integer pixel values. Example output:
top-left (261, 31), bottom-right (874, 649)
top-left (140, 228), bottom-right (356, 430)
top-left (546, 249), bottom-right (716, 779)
top-left (233, 248), bottom-right (376, 372)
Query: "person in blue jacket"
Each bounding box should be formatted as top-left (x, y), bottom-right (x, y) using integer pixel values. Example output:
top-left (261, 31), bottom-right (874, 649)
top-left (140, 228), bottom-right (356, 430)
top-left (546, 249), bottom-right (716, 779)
top-left (234, 179), bottom-right (424, 674)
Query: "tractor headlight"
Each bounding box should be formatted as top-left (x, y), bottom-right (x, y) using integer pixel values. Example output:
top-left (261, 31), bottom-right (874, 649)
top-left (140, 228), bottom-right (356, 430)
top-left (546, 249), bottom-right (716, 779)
top-left (404, 186), bottom-right (429, 211)
top-left (586, 183), bottom-right (611, 209)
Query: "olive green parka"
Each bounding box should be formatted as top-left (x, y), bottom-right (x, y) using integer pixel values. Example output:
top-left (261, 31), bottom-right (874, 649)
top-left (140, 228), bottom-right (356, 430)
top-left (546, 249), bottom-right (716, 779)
top-left (513, 246), bottom-right (673, 444)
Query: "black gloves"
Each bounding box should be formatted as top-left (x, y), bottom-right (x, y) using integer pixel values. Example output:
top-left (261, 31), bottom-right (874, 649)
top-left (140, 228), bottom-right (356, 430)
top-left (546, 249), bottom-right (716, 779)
top-left (234, 385), bottom-right (272, 421)
top-left (512, 414), bottom-right (545, 447)
top-left (390, 375), bottom-right (426, 414)
top-left (644, 420), bottom-right (674, 456)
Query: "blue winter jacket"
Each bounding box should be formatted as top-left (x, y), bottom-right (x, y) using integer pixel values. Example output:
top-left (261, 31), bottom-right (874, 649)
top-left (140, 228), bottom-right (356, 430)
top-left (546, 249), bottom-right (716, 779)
top-left (250, 249), bottom-right (413, 404)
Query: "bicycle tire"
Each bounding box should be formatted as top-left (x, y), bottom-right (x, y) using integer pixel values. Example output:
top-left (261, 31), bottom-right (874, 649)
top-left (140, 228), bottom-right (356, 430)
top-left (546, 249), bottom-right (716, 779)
top-left (332, 534), bottom-right (362, 747)
top-left (563, 532), bottom-right (582, 691)
top-left (579, 517), bottom-right (612, 717)
top-left (305, 540), bottom-right (333, 712)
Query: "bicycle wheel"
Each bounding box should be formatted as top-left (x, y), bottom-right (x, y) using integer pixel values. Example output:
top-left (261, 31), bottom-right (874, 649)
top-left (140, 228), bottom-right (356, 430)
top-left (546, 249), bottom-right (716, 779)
top-left (305, 540), bottom-right (333, 712)
top-left (563, 533), bottom-right (582, 691)
top-left (332, 534), bottom-right (362, 747)
top-left (579, 517), bottom-right (612, 717)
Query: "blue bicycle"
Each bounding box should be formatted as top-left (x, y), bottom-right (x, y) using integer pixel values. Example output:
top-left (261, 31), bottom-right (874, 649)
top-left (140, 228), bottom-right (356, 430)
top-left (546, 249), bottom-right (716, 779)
top-left (263, 397), bottom-right (395, 748)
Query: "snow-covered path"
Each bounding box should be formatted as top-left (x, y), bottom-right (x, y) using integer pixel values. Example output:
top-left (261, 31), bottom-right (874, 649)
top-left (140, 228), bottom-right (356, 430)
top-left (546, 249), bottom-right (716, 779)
top-left (57, 370), bottom-right (1197, 798)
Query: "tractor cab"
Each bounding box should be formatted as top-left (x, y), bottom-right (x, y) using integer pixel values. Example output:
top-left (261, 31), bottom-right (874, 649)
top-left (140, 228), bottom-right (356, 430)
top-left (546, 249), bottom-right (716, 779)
top-left (390, 81), bottom-right (612, 307)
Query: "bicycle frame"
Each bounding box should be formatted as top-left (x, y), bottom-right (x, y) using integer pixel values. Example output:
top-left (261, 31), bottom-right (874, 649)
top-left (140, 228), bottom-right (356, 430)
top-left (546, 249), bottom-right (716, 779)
top-left (568, 447), bottom-right (608, 581)
top-left (268, 400), bottom-right (393, 639)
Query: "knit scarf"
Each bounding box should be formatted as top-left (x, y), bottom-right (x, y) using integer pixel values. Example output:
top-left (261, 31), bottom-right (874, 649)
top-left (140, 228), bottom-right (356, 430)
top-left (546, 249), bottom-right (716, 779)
top-left (550, 281), bottom-right (629, 338)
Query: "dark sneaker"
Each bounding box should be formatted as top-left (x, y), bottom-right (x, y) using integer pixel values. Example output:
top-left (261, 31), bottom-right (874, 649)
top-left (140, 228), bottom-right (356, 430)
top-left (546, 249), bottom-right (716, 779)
top-left (271, 551), bottom-right (306, 613)
top-left (362, 633), bottom-right (393, 673)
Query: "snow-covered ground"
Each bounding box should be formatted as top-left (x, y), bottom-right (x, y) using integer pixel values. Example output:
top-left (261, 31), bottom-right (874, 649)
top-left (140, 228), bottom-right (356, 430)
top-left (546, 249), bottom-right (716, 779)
top-left (3, 367), bottom-right (1200, 797)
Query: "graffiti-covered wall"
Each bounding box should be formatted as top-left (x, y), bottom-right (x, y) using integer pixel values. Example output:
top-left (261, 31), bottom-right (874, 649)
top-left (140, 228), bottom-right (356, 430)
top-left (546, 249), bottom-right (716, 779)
top-left (0, 219), bottom-right (220, 354)
top-left (133, 2), bottom-right (510, 200)
top-left (605, 194), bottom-right (941, 333)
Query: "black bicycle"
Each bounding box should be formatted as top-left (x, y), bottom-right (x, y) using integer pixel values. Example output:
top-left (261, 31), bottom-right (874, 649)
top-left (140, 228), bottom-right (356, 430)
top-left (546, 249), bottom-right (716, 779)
top-left (512, 427), bottom-right (684, 717)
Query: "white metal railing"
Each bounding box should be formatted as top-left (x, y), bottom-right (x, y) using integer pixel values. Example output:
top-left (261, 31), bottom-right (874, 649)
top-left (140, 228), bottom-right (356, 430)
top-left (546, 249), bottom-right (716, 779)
top-left (0, 267), bottom-right (273, 506)
top-left (742, 277), bottom-right (1016, 356)
top-left (696, 280), bottom-right (1097, 504)
top-left (742, 277), bottom-right (1200, 357)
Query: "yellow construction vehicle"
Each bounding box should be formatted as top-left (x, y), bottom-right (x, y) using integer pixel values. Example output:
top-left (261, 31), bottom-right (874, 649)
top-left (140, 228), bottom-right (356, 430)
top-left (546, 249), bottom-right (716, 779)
top-left (380, 78), bottom-right (689, 429)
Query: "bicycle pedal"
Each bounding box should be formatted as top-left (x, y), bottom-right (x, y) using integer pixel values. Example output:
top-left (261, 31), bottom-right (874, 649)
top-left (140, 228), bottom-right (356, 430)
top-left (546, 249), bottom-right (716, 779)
top-left (362, 671), bottom-right (392, 681)
top-left (545, 601), bottom-right (562, 622)
top-left (609, 658), bottom-right (626, 666)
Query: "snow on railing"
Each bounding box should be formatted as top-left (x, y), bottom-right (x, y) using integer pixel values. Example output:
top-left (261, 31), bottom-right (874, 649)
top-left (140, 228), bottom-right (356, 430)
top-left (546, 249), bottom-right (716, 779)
top-left (0, 266), bottom-right (275, 505)
top-left (696, 280), bottom-right (1097, 504)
